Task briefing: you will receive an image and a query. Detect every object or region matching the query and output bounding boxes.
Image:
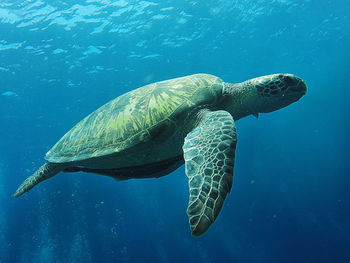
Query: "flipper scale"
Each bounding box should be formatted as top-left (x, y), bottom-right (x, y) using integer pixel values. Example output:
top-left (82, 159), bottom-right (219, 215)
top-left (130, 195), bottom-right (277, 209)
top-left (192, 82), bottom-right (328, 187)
top-left (13, 163), bottom-right (63, 198)
top-left (183, 110), bottom-right (237, 236)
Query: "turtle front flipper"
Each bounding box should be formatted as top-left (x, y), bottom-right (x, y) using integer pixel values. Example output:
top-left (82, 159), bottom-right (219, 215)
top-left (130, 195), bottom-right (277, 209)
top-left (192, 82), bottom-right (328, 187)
top-left (183, 110), bottom-right (237, 236)
top-left (13, 162), bottom-right (63, 198)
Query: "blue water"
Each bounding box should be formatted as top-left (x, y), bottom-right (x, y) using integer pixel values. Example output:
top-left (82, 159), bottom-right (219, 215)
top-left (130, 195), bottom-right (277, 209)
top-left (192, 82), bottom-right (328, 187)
top-left (0, 0), bottom-right (349, 262)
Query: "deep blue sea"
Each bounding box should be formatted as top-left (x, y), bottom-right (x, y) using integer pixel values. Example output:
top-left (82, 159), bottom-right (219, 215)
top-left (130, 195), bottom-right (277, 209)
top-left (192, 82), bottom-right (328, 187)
top-left (0, 0), bottom-right (349, 262)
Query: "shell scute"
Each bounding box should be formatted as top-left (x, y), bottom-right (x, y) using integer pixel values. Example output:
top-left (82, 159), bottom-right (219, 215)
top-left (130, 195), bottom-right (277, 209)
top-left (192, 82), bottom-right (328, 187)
top-left (45, 74), bottom-right (223, 163)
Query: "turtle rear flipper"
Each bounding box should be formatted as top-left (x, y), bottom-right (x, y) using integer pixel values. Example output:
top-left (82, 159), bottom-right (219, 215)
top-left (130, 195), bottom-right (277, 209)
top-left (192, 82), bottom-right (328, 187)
top-left (13, 163), bottom-right (63, 198)
top-left (183, 110), bottom-right (237, 236)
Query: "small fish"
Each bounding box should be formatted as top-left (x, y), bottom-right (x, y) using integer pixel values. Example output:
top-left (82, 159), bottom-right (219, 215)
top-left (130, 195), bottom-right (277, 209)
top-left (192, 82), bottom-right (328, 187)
top-left (2, 91), bottom-right (18, 97)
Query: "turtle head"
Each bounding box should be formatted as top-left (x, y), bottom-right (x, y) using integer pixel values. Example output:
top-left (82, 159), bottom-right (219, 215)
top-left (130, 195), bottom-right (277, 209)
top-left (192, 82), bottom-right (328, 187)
top-left (223, 73), bottom-right (306, 120)
top-left (244, 73), bottom-right (306, 117)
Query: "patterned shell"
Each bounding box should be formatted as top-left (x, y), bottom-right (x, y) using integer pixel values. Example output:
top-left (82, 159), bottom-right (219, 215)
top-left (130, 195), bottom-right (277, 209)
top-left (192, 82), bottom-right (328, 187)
top-left (45, 74), bottom-right (223, 163)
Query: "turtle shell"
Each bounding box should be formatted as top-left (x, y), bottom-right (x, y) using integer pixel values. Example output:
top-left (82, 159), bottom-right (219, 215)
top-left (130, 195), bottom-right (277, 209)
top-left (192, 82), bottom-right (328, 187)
top-left (45, 74), bottom-right (223, 163)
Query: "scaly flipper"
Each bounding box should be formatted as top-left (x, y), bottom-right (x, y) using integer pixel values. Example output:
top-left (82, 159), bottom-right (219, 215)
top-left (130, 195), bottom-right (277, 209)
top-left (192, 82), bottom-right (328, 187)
top-left (183, 110), bottom-right (237, 236)
top-left (13, 162), bottom-right (63, 198)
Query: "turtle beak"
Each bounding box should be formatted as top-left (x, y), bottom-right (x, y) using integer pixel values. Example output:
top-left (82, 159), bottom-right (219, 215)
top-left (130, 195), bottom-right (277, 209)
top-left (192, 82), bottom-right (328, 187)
top-left (299, 79), bottom-right (307, 96)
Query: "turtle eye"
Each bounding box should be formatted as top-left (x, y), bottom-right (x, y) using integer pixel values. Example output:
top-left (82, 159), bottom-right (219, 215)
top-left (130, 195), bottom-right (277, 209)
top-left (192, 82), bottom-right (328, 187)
top-left (284, 76), bottom-right (295, 85)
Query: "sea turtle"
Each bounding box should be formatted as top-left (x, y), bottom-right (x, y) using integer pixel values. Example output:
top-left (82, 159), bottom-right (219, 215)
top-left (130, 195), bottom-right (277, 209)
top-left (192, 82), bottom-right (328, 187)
top-left (13, 73), bottom-right (306, 236)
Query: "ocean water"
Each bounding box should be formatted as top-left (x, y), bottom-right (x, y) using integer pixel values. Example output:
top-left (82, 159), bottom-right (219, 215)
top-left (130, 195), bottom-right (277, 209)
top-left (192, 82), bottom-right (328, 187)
top-left (0, 0), bottom-right (349, 262)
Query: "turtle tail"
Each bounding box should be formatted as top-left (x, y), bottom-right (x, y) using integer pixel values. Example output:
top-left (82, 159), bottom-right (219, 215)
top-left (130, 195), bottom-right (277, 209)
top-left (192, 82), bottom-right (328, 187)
top-left (13, 162), bottom-right (62, 198)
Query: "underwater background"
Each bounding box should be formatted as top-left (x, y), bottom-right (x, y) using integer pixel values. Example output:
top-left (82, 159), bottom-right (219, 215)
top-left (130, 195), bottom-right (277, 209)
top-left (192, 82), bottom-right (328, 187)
top-left (0, 0), bottom-right (349, 262)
